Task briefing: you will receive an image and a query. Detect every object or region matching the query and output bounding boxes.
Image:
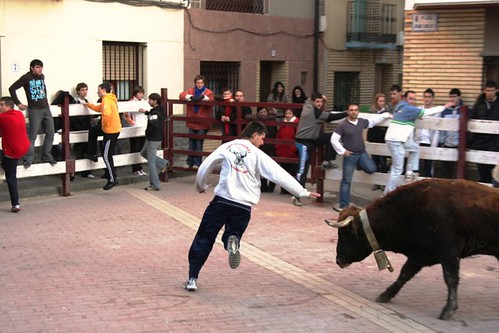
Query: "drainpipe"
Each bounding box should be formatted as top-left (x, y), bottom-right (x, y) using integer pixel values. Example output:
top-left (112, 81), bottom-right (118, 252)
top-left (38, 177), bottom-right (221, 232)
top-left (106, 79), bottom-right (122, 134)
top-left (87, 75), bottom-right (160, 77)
top-left (313, 0), bottom-right (319, 92)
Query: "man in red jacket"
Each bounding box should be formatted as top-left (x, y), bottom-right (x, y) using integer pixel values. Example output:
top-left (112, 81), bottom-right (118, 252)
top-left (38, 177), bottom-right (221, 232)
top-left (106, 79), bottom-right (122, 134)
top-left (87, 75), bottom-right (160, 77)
top-left (179, 75), bottom-right (214, 169)
top-left (0, 97), bottom-right (30, 212)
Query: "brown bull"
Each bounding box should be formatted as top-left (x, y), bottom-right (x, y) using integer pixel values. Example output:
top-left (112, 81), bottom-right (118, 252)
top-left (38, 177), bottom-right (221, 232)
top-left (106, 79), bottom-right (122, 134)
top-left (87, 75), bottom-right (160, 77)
top-left (326, 179), bottom-right (499, 320)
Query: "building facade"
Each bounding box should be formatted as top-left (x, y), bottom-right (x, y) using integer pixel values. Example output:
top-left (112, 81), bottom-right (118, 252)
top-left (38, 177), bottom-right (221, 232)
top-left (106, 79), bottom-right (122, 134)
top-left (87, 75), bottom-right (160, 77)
top-left (0, 0), bottom-right (185, 103)
top-left (323, 0), bottom-right (405, 110)
top-left (183, 0), bottom-right (317, 102)
top-left (403, 0), bottom-right (499, 106)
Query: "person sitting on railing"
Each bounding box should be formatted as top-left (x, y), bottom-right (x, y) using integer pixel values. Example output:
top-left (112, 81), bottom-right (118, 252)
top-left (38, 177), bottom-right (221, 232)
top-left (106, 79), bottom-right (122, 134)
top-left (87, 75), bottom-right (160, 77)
top-left (331, 103), bottom-right (391, 213)
top-left (124, 85), bottom-right (147, 177)
top-left (0, 96), bottom-right (30, 213)
top-left (292, 92), bottom-right (347, 206)
top-left (71, 82), bottom-right (96, 179)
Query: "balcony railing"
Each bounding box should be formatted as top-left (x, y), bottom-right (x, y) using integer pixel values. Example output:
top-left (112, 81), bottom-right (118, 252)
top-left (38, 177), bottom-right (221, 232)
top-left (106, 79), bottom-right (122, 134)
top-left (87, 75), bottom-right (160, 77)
top-left (205, 0), bottom-right (264, 14)
top-left (346, 0), bottom-right (397, 48)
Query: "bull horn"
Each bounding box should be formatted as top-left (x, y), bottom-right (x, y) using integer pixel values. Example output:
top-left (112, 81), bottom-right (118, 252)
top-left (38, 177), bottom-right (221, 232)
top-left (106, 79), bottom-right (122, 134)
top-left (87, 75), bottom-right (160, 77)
top-left (324, 216), bottom-right (354, 228)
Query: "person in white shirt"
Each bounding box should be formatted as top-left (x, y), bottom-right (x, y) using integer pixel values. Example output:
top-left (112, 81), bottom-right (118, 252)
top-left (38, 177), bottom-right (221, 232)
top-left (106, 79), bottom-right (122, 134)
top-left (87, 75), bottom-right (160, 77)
top-left (183, 121), bottom-right (320, 291)
top-left (384, 90), bottom-right (453, 194)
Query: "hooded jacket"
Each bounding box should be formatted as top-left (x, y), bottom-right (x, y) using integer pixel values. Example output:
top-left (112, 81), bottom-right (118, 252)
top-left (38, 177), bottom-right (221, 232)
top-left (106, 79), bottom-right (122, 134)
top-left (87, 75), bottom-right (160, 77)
top-left (86, 93), bottom-right (121, 134)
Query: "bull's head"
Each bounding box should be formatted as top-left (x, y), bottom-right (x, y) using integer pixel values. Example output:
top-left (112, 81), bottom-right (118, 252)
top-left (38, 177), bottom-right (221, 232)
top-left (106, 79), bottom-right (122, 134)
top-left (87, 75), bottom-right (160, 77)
top-left (325, 206), bottom-right (373, 269)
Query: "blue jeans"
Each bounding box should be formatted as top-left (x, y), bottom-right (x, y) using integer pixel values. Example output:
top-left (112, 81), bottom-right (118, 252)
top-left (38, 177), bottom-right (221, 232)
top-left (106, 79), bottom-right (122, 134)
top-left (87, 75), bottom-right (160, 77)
top-left (339, 151), bottom-right (376, 208)
top-left (385, 138), bottom-right (419, 194)
top-left (140, 140), bottom-right (169, 190)
top-left (187, 128), bottom-right (208, 167)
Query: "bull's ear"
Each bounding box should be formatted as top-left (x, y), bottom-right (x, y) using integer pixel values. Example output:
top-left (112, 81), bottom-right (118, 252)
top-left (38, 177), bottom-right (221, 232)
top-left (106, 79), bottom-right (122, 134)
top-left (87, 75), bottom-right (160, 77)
top-left (324, 216), bottom-right (353, 228)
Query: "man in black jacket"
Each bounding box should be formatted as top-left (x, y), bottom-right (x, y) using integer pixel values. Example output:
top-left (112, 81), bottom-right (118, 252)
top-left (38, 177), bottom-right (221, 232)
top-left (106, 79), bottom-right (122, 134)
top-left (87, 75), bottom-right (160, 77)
top-left (469, 81), bottom-right (499, 183)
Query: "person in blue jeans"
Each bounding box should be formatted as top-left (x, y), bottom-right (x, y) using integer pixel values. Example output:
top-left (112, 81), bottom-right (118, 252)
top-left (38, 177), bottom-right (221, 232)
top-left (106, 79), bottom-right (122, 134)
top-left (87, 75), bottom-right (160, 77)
top-left (331, 104), bottom-right (391, 212)
top-left (138, 93), bottom-right (169, 191)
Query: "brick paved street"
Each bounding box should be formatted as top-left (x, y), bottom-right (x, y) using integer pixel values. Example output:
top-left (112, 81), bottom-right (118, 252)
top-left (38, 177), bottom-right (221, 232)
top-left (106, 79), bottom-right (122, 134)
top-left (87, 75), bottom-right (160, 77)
top-left (1, 175), bottom-right (498, 332)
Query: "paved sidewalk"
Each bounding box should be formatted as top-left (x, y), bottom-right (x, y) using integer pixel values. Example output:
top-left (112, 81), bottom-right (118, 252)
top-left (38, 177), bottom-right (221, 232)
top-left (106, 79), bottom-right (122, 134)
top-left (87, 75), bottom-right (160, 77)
top-left (0, 175), bottom-right (498, 332)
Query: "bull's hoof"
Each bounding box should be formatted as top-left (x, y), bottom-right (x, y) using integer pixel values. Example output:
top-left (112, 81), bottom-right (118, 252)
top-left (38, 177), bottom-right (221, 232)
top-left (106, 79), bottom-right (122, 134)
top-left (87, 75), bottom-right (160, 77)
top-left (438, 306), bottom-right (457, 320)
top-left (375, 292), bottom-right (393, 303)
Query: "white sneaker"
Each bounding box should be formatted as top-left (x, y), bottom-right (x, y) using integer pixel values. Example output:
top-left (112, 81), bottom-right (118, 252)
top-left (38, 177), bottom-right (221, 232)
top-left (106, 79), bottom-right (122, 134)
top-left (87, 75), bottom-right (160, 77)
top-left (404, 172), bottom-right (419, 182)
top-left (140, 170), bottom-right (147, 176)
top-left (227, 235), bottom-right (241, 269)
top-left (333, 204), bottom-right (345, 213)
top-left (183, 278), bottom-right (197, 291)
top-left (292, 196), bottom-right (302, 206)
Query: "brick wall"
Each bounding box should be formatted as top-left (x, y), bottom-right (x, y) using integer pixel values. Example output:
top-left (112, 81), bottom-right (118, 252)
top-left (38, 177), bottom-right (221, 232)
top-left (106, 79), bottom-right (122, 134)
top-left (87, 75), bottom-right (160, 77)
top-left (403, 9), bottom-right (486, 106)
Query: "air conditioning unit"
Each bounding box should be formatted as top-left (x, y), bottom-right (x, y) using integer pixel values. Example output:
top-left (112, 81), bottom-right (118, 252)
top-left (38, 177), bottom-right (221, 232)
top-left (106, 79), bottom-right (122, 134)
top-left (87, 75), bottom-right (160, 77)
top-left (396, 31), bottom-right (404, 46)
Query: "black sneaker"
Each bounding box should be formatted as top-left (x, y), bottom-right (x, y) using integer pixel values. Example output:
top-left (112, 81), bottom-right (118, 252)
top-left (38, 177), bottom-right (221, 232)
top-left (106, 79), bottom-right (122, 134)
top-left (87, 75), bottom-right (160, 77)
top-left (103, 182), bottom-right (116, 190)
top-left (87, 155), bottom-right (98, 163)
top-left (227, 235), bottom-right (241, 269)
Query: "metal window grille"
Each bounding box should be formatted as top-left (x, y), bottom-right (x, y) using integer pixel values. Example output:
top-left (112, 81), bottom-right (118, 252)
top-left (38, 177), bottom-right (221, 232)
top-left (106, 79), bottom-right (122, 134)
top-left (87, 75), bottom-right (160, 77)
top-left (102, 41), bottom-right (146, 101)
top-left (200, 61), bottom-right (240, 96)
top-left (347, 0), bottom-right (396, 44)
top-left (333, 72), bottom-right (360, 111)
top-left (205, 0), bottom-right (264, 13)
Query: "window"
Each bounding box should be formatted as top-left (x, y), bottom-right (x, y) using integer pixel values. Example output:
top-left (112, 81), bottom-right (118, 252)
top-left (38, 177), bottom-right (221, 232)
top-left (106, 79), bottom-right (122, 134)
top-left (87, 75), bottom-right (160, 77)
top-left (200, 61), bottom-right (240, 96)
top-left (333, 72), bottom-right (360, 111)
top-left (102, 41), bottom-right (146, 101)
top-left (205, 0), bottom-right (264, 13)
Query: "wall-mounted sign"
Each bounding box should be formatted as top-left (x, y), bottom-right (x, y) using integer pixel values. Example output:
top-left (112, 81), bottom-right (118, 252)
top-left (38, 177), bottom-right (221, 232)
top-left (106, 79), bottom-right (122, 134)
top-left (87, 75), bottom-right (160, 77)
top-left (412, 13), bottom-right (438, 32)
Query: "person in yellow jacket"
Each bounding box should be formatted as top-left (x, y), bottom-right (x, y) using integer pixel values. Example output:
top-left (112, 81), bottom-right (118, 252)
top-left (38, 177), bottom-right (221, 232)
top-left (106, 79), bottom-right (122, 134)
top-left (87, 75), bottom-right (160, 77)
top-left (83, 82), bottom-right (121, 190)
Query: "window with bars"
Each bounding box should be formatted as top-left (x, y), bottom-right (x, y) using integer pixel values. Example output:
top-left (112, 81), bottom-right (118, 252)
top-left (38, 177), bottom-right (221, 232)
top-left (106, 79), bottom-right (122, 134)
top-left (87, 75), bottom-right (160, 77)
top-left (333, 72), bottom-right (360, 111)
top-left (102, 41), bottom-right (146, 101)
top-left (200, 61), bottom-right (240, 96)
top-left (347, 0), bottom-right (397, 45)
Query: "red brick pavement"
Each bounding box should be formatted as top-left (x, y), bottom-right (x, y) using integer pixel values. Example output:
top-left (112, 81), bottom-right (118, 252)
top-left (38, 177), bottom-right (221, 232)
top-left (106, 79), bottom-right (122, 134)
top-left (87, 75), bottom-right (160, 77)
top-left (0, 175), bottom-right (498, 332)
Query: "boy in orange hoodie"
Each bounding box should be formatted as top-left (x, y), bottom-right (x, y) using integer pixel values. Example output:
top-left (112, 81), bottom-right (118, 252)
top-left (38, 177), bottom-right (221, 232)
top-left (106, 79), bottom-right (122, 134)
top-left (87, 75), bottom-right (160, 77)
top-left (83, 83), bottom-right (121, 190)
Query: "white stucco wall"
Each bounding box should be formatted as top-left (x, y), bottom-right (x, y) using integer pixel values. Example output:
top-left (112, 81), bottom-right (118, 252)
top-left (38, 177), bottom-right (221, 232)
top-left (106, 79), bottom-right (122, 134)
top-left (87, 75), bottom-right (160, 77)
top-left (0, 0), bottom-right (184, 103)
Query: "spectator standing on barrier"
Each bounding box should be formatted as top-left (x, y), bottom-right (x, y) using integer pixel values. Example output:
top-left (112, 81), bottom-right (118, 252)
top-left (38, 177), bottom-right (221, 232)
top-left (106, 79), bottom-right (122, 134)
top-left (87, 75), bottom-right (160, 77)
top-left (292, 92), bottom-right (347, 206)
top-left (183, 121), bottom-right (321, 291)
top-left (83, 82), bottom-right (121, 190)
top-left (8, 59), bottom-right (56, 168)
top-left (275, 108), bottom-right (299, 195)
top-left (331, 104), bottom-right (391, 212)
top-left (124, 85), bottom-right (147, 177)
top-left (0, 97), bottom-right (30, 213)
top-left (384, 90), bottom-right (454, 194)
top-left (415, 88), bottom-right (440, 178)
top-left (439, 88), bottom-right (468, 179)
top-left (291, 85), bottom-right (307, 118)
top-left (138, 93), bottom-right (169, 191)
top-left (469, 80), bottom-right (499, 183)
top-left (179, 75), bottom-right (214, 169)
top-left (267, 81), bottom-right (288, 121)
top-left (71, 82), bottom-right (95, 179)
top-left (386, 84), bottom-right (403, 114)
top-left (367, 93), bottom-right (389, 190)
